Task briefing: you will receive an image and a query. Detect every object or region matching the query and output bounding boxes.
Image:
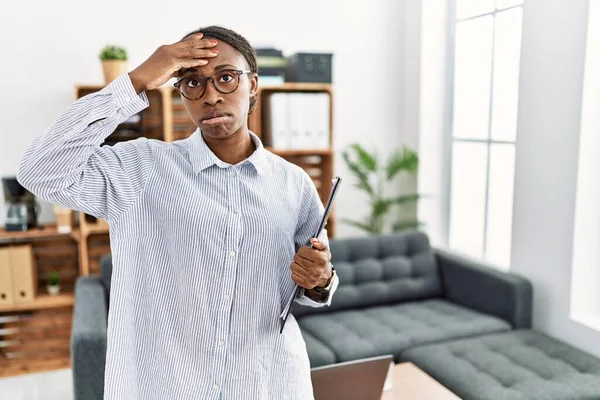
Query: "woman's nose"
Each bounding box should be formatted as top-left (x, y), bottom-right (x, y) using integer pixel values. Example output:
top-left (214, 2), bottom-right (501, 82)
top-left (203, 80), bottom-right (223, 106)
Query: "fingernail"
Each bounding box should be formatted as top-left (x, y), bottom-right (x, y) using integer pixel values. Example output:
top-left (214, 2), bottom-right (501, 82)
top-left (212, 50), bottom-right (219, 54)
top-left (311, 238), bottom-right (319, 243)
top-left (210, 40), bottom-right (218, 45)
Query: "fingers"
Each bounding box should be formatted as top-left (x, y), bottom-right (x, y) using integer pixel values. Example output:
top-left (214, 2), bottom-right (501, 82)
top-left (291, 272), bottom-right (310, 289)
top-left (291, 266), bottom-right (321, 289)
top-left (291, 262), bottom-right (326, 289)
top-left (178, 58), bottom-right (210, 70)
top-left (296, 245), bottom-right (330, 265)
top-left (310, 237), bottom-right (328, 251)
top-left (176, 46), bottom-right (219, 60)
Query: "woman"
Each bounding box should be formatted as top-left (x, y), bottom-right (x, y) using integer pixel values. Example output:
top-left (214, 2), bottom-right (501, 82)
top-left (17, 26), bottom-right (338, 400)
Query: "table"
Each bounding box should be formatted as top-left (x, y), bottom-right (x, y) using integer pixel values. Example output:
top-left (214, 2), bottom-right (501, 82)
top-left (381, 362), bottom-right (461, 399)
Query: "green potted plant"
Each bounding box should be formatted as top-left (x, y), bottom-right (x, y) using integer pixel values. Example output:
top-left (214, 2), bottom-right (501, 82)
top-left (47, 271), bottom-right (61, 296)
top-left (341, 143), bottom-right (424, 235)
top-left (99, 45), bottom-right (128, 84)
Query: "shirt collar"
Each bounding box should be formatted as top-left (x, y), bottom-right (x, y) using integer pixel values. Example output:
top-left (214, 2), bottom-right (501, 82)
top-left (188, 128), bottom-right (268, 176)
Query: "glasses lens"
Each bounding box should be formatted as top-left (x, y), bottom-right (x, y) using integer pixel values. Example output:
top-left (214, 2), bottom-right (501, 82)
top-left (179, 76), bottom-right (206, 99)
top-left (214, 70), bottom-right (240, 94)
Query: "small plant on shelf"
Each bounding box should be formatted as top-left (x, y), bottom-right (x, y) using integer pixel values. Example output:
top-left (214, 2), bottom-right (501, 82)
top-left (47, 271), bottom-right (61, 296)
top-left (99, 45), bottom-right (128, 84)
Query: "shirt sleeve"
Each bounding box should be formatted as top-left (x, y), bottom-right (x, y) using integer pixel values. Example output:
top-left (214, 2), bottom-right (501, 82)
top-left (17, 72), bottom-right (154, 223)
top-left (292, 171), bottom-right (339, 307)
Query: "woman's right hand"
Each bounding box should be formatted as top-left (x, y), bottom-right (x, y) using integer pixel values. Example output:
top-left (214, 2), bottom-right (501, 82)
top-left (128, 33), bottom-right (219, 94)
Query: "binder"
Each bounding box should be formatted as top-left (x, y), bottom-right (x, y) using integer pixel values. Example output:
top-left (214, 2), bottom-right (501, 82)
top-left (314, 93), bottom-right (331, 149)
top-left (10, 245), bottom-right (37, 304)
top-left (266, 93), bottom-right (290, 150)
top-left (0, 248), bottom-right (14, 306)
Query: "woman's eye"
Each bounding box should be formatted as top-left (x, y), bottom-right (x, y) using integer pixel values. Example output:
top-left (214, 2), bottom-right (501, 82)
top-left (219, 73), bottom-right (234, 83)
top-left (186, 78), bottom-right (200, 88)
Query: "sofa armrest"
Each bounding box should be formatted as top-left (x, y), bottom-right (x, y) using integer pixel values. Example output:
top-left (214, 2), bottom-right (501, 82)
top-left (435, 248), bottom-right (533, 329)
top-left (71, 276), bottom-right (107, 400)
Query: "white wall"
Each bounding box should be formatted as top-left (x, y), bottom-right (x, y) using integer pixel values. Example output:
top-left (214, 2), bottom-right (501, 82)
top-left (0, 0), bottom-right (420, 238)
top-left (570, 0), bottom-right (600, 331)
top-left (416, 0), bottom-right (450, 248)
top-left (511, 0), bottom-right (600, 357)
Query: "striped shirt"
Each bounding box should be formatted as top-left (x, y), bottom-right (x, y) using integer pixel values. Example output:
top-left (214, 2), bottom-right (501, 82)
top-left (17, 73), bottom-right (339, 400)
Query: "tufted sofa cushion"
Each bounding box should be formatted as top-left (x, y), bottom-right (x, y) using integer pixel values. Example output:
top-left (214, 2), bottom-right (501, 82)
top-left (402, 329), bottom-right (600, 400)
top-left (294, 231), bottom-right (442, 317)
top-left (299, 298), bottom-right (510, 365)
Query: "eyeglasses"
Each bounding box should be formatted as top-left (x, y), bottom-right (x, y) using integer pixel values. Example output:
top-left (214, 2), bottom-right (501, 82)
top-left (174, 69), bottom-right (252, 101)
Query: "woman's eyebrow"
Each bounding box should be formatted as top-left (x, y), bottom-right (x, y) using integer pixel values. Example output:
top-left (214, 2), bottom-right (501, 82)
top-left (179, 64), bottom-right (238, 77)
top-left (214, 64), bottom-right (238, 71)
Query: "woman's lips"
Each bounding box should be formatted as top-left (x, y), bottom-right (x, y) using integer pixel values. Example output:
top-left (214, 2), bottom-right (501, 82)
top-left (201, 115), bottom-right (233, 127)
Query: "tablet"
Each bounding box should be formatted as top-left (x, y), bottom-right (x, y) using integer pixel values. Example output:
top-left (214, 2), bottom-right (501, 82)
top-left (279, 176), bottom-right (342, 333)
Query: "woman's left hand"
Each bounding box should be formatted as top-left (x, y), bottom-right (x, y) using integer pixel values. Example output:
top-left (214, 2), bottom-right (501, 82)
top-left (290, 238), bottom-right (333, 289)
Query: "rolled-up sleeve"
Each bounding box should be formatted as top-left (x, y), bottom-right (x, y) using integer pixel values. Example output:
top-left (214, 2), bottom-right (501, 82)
top-left (17, 73), bottom-right (154, 223)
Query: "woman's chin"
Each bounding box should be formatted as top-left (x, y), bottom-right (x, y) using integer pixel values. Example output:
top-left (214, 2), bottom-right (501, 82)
top-left (199, 125), bottom-right (233, 139)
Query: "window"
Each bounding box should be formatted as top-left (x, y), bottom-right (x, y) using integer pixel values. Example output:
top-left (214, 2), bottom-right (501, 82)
top-left (447, 0), bottom-right (524, 268)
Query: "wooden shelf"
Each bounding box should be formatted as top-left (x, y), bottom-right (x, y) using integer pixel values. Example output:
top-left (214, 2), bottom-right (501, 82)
top-left (0, 225), bottom-right (79, 243)
top-left (267, 148), bottom-right (333, 157)
top-left (0, 294), bottom-right (74, 313)
top-left (83, 223), bottom-right (109, 236)
top-left (0, 357), bottom-right (71, 378)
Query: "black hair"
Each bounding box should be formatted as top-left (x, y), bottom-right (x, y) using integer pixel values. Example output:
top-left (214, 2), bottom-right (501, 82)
top-left (182, 26), bottom-right (258, 114)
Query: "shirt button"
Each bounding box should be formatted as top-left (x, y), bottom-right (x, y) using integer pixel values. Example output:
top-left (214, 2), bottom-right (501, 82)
top-left (233, 209), bottom-right (240, 214)
top-left (224, 294), bottom-right (230, 300)
top-left (218, 340), bottom-right (225, 347)
top-left (230, 169), bottom-right (237, 177)
top-left (213, 384), bottom-right (220, 390)
top-left (230, 251), bottom-right (236, 257)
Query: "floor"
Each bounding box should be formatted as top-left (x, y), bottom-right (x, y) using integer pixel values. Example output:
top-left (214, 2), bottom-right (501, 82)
top-left (0, 369), bottom-right (73, 400)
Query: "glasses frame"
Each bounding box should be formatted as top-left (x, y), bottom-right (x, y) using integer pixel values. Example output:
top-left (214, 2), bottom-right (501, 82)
top-left (173, 69), bottom-right (253, 101)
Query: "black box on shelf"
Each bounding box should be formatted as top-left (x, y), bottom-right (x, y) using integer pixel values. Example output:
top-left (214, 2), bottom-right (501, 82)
top-left (285, 53), bottom-right (333, 83)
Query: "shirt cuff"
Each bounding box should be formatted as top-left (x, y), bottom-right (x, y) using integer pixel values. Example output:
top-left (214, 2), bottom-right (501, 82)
top-left (109, 72), bottom-right (150, 116)
top-left (294, 271), bottom-right (339, 308)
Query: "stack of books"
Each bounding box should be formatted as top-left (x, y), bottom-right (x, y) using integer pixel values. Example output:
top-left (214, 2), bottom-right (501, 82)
top-left (254, 48), bottom-right (287, 85)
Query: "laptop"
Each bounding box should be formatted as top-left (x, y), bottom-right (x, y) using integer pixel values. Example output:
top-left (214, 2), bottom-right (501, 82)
top-left (311, 355), bottom-right (394, 400)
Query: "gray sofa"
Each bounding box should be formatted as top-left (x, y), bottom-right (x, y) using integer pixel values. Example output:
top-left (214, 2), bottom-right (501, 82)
top-left (71, 231), bottom-right (600, 400)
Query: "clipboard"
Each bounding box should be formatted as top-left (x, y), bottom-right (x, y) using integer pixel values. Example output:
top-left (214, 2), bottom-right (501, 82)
top-left (279, 176), bottom-right (342, 333)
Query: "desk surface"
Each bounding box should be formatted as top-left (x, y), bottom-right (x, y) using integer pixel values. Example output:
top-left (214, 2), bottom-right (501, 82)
top-left (381, 362), bottom-right (461, 400)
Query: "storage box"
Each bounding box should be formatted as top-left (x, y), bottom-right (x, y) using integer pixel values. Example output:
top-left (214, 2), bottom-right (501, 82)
top-left (285, 53), bottom-right (333, 83)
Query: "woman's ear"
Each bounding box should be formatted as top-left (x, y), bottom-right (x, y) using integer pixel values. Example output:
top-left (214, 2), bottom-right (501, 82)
top-left (249, 72), bottom-right (259, 97)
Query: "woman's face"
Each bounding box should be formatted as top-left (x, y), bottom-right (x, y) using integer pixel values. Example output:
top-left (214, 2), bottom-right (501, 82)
top-left (178, 39), bottom-right (258, 139)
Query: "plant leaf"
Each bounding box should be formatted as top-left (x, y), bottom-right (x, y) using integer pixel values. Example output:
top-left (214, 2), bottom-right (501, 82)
top-left (389, 194), bottom-right (423, 205)
top-left (386, 146), bottom-right (419, 180)
top-left (392, 220), bottom-right (425, 232)
top-left (350, 143), bottom-right (377, 172)
top-left (342, 149), bottom-right (374, 196)
top-left (339, 218), bottom-right (378, 234)
top-left (372, 199), bottom-right (391, 217)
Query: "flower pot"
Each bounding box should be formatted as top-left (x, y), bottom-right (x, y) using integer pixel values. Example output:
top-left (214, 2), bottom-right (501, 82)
top-left (102, 60), bottom-right (127, 84)
top-left (47, 285), bottom-right (61, 296)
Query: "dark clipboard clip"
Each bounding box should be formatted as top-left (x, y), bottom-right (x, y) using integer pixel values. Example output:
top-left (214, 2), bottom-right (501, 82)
top-left (279, 176), bottom-right (343, 333)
